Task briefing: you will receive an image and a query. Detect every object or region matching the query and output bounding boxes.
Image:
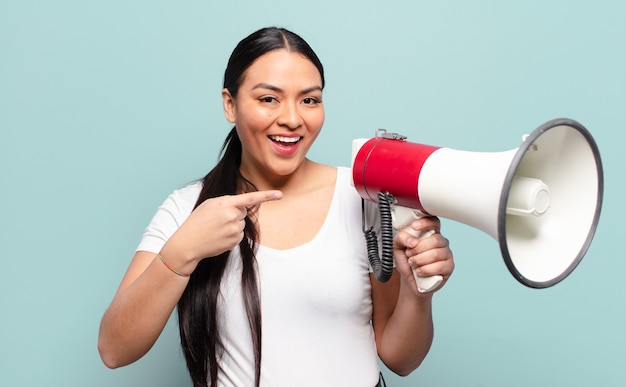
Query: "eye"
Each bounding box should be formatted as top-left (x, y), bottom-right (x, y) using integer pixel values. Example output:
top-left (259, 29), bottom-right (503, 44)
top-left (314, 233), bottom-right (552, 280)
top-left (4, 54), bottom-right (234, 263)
top-left (259, 96), bottom-right (278, 104)
top-left (302, 97), bottom-right (321, 105)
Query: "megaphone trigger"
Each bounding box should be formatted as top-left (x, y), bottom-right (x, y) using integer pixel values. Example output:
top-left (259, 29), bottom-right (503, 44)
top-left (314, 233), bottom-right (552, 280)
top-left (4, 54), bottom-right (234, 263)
top-left (391, 205), bottom-right (444, 293)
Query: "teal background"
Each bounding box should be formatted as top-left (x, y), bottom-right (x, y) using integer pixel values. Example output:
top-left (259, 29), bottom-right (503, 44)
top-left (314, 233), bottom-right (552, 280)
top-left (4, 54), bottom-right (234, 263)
top-left (1, 0), bottom-right (624, 386)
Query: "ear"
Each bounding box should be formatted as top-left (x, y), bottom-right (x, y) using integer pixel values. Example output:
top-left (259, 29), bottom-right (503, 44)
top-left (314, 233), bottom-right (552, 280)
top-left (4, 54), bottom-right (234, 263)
top-left (222, 88), bottom-right (236, 123)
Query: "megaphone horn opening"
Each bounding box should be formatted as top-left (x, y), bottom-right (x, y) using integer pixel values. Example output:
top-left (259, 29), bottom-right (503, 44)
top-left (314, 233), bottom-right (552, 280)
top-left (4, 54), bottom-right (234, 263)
top-left (498, 118), bottom-right (604, 289)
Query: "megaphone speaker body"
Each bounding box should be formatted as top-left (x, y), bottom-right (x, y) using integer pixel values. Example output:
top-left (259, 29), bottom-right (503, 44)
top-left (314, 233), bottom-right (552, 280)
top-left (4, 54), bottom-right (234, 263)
top-left (352, 118), bottom-right (603, 289)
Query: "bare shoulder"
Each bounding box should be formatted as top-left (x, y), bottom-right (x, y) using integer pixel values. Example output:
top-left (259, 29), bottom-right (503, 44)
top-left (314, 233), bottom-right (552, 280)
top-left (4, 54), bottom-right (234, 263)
top-left (302, 161), bottom-right (337, 190)
top-left (306, 160), bottom-right (336, 178)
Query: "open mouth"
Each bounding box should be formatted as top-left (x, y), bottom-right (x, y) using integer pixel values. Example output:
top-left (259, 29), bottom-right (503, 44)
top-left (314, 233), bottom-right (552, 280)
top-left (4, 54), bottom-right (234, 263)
top-left (269, 135), bottom-right (302, 144)
top-left (268, 135), bottom-right (302, 156)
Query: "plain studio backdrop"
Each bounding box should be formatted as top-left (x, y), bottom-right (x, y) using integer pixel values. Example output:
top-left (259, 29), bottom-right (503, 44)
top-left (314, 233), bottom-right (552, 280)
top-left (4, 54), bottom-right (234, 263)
top-left (1, 1), bottom-right (624, 386)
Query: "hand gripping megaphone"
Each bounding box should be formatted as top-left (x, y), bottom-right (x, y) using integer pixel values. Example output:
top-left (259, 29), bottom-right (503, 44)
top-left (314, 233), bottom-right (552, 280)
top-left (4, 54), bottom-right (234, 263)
top-left (352, 118), bottom-right (603, 292)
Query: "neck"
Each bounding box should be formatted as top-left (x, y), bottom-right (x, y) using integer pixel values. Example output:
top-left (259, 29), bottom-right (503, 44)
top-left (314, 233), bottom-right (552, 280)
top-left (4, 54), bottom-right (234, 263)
top-left (240, 158), bottom-right (318, 193)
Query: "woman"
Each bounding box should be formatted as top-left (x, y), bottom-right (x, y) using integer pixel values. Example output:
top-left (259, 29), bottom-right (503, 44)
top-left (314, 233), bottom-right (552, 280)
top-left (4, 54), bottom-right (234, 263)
top-left (98, 27), bottom-right (454, 387)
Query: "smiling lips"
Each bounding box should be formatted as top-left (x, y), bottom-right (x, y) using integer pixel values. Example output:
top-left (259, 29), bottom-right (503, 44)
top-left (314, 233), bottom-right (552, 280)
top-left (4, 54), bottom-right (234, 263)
top-left (268, 135), bottom-right (302, 156)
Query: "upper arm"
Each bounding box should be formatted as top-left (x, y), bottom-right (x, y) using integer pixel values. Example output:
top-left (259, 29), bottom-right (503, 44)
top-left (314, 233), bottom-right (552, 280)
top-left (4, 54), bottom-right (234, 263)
top-left (113, 185), bottom-right (198, 297)
top-left (370, 269), bottom-right (401, 346)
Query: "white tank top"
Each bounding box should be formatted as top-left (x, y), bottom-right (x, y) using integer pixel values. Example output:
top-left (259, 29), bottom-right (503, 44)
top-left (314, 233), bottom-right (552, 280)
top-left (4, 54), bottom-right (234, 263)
top-left (138, 167), bottom-right (381, 386)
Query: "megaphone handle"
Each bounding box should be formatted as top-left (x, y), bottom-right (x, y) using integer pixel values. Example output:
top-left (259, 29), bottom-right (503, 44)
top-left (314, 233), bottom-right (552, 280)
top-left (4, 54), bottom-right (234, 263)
top-left (402, 227), bottom-right (444, 293)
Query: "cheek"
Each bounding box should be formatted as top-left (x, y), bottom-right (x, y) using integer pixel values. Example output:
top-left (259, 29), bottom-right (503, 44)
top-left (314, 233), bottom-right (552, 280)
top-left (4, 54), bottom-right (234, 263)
top-left (308, 110), bottom-right (325, 132)
top-left (238, 107), bottom-right (275, 131)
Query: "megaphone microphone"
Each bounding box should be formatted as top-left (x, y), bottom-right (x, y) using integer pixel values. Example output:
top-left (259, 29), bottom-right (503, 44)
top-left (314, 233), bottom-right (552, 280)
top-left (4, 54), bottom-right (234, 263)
top-left (352, 118), bottom-right (603, 292)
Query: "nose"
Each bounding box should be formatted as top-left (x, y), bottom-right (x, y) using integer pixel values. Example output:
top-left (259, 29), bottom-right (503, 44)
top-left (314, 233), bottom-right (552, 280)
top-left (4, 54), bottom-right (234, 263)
top-left (276, 101), bottom-right (303, 130)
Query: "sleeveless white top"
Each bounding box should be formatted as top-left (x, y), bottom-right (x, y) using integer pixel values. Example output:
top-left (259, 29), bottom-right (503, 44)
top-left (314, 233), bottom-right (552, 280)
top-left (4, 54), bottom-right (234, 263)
top-left (137, 167), bottom-right (381, 386)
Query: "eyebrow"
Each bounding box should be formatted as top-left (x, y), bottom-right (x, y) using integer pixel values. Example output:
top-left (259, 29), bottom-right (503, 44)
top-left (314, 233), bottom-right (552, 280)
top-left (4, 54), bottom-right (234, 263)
top-left (252, 83), bottom-right (323, 95)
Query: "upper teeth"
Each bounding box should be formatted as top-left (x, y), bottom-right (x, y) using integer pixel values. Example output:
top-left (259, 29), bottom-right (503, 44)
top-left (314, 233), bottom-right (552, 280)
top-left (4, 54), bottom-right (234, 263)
top-left (270, 135), bottom-right (300, 143)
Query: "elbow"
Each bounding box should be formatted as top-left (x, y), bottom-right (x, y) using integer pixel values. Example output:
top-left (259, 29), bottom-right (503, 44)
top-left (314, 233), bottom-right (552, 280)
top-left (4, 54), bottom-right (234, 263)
top-left (378, 345), bottom-right (430, 377)
top-left (98, 324), bottom-right (118, 368)
top-left (385, 363), bottom-right (421, 378)
top-left (98, 338), bottom-right (123, 369)
top-left (98, 313), bottom-right (122, 368)
top-left (101, 356), bottom-right (122, 370)
top-left (98, 328), bottom-right (151, 369)
top-left (392, 369), bottom-right (412, 378)
top-left (98, 317), bottom-right (133, 369)
top-left (98, 328), bottom-right (134, 369)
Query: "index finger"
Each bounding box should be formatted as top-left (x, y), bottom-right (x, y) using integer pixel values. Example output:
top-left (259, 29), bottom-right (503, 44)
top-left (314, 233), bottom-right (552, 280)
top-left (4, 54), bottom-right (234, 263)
top-left (231, 190), bottom-right (283, 208)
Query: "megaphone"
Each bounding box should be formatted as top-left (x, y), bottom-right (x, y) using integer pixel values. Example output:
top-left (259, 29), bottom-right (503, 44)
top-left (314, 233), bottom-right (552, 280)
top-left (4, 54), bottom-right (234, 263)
top-left (352, 118), bottom-right (603, 292)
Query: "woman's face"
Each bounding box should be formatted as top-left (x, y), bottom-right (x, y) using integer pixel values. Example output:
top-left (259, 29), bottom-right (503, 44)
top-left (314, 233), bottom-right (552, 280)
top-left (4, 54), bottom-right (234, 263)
top-left (222, 49), bottom-right (325, 183)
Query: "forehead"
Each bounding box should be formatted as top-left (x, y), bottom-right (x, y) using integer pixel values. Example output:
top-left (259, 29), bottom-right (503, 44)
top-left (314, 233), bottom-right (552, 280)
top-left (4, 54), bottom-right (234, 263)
top-left (240, 49), bottom-right (322, 89)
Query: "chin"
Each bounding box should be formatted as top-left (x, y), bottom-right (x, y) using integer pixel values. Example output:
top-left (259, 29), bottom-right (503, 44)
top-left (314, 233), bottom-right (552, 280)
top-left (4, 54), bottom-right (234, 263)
top-left (269, 159), bottom-right (308, 177)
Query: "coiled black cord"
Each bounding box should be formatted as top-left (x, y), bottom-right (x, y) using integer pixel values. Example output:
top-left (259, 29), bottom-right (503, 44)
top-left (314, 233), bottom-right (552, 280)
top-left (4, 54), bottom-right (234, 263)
top-left (363, 192), bottom-right (395, 282)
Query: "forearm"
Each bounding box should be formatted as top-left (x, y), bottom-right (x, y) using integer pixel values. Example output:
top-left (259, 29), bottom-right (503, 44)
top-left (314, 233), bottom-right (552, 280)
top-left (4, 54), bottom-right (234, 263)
top-left (377, 277), bottom-right (434, 376)
top-left (98, 252), bottom-right (191, 368)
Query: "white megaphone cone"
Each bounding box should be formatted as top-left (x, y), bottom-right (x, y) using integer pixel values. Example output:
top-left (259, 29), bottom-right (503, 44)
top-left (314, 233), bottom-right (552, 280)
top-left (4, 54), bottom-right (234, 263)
top-left (352, 118), bottom-right (603, 292)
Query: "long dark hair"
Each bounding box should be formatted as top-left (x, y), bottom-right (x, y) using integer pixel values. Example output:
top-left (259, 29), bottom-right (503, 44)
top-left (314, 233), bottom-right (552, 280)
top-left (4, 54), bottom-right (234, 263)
top-left (177, 27), bottom-right (325, 387)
